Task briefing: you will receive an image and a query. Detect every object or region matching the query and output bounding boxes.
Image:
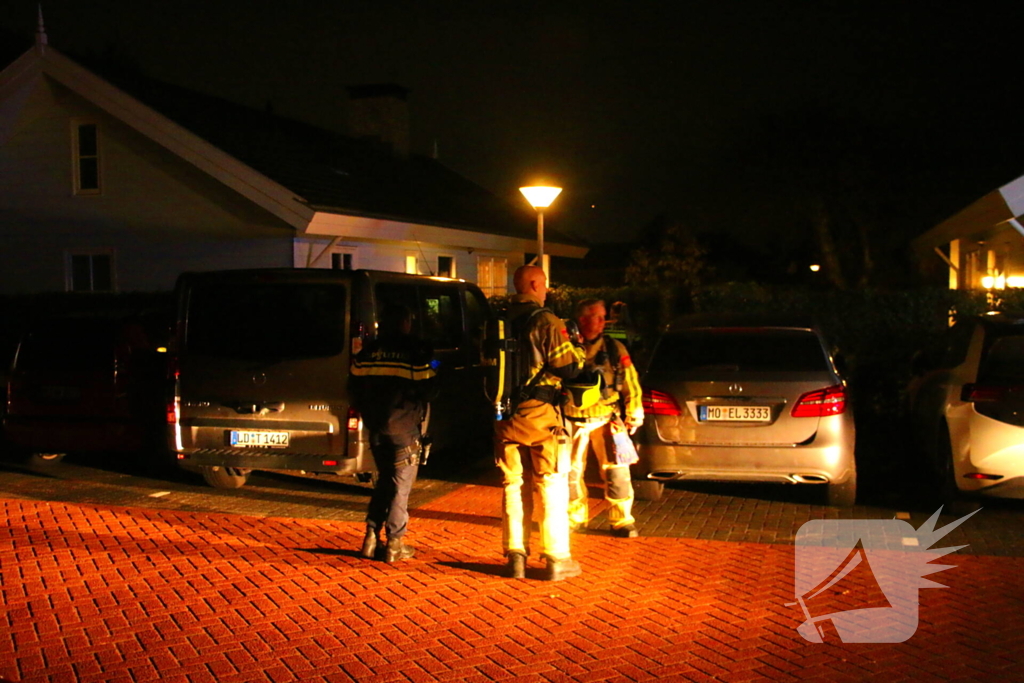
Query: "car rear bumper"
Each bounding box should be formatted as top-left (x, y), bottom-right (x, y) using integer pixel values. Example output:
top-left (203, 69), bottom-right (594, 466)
top-left (3, 416), bottom-right (146, 452)
top-left (634, 438), bottom-right (855, 486)
top-left (956, 412), bottom-right (1024, 493)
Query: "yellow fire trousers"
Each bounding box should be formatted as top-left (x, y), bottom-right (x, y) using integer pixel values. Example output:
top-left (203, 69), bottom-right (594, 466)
top-left (494, 399), bottom-right (572, 560)
top-left (568, 418), bottom-right (635, 529)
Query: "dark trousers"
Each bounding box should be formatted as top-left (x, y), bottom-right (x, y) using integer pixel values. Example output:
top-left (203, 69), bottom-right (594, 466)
top-left (366, 436), bottom-right (419, 541)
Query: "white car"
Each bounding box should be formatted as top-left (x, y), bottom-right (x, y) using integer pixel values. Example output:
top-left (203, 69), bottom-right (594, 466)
top-left (910, 313), bottom-right (1024, 501)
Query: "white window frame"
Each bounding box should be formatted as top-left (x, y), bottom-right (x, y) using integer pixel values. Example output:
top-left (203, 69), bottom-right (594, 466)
top-left (437, 254), bottom-right (457, 279)
top-left (65, 249), bottom-right (116, 292)
top-left (71, 120), bottom-right (102, 196)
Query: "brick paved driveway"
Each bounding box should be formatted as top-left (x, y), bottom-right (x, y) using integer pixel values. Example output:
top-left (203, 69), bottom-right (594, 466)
top-left (2, 472), bottom-right (1023, 682)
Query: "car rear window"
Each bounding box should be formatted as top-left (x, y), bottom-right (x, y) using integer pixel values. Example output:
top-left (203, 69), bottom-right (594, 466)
top-left (649, 329), bottom-right (830, 374)
top-left (186, 284), bottom-right (347, 360)
top-left (16, 320), bottom-right (116, 373)
top-left (979, 329), bottom-right (1024, 384)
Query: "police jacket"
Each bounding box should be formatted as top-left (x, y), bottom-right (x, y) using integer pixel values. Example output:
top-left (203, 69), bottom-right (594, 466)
top-left (563, 335), bottom-right (644, 424)
top-left (509, 294), bottom-right (585, 394)
top-left (350, 333), bottom-right (437, 446)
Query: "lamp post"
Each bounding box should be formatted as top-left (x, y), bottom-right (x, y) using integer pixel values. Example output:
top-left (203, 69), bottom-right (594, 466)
top-left (519, 185), bottom-right (562, 281)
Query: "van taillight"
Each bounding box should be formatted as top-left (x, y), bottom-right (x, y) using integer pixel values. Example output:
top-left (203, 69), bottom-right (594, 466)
top-left (167, 397), bottom-right (180, 425)
top-left (348, 408), bottom-right (362, 431)
top-left (792, 385), bottom-right (846, 417)
top-left (642, 389), bottom-right (682, 416)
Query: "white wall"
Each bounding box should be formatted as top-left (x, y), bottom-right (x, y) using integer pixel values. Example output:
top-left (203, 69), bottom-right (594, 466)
top-left (293, 237), bottom-right (521, 292)
top-left (0, 75), bottom-right (294, 293)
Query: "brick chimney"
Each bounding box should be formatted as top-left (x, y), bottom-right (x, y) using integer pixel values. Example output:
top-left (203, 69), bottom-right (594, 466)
top-left (346, 84), bottom-right (410, 156)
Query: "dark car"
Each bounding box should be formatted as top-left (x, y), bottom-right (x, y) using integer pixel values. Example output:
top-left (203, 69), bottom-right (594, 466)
top-left (170, 268), bottom-right (492, 489)
top-left (632, 314), bottom-right (857, 506)
top-left (4, 315), bottom-right (167, 464)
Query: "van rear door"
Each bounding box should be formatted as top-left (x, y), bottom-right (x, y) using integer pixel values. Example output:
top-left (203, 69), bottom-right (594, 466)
top-left (178, 274), bottom-right (351, 462)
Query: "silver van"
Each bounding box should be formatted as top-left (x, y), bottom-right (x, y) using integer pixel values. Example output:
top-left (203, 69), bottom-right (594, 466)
top-left (169, 268), bottom-right (492, 488)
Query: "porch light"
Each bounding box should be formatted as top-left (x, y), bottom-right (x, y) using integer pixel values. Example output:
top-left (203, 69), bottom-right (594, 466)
top-left (982, 274), bottom-right (1006, 289)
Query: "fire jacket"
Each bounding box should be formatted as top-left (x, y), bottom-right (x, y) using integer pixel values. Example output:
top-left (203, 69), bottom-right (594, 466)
top-left (562, 335), bottom-right (644, 424)
top-left (508, 294), bottom-right (585, 394)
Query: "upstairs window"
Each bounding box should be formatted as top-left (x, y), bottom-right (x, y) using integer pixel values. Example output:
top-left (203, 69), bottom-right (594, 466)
top-left (73, 122), bottom-right (101, 195)
top-left (67, 251), bottom-right (114, 292)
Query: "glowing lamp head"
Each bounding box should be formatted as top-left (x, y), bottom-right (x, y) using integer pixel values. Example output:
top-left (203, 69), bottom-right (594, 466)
top-left (519, 186), bottom-right (562, 209)
top-left (809, 264), bottom-right (821, 272)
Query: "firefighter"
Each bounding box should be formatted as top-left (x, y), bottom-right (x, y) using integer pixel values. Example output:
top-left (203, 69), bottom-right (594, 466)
top-left (350, 304), bottom-right (437, 563)
top-left (495, 265), bottom-right (586, 580)
top-left (564, 299), bottom-right (645, 537)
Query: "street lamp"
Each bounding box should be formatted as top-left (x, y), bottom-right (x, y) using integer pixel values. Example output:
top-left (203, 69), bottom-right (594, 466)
top-left (519, 185), bottom-right (562, 281)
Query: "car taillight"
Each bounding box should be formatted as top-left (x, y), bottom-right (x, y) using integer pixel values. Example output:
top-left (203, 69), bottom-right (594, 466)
top-left (791, 385), bottom-right (847, 417)
top-left (348, 407), bottom-right (362, 431)
top-left (642, 389), bottom-right (682, 416)
top-left (961, 384), bottom-right (1024, 402)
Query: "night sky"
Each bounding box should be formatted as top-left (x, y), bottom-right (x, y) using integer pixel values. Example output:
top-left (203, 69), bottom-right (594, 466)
top-left (3, 1), bottom-right (1024, 250)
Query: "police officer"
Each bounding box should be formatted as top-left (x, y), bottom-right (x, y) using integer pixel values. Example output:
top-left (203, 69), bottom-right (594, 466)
top-left (350, 304), bottom-right (437, 563)
top-left (495, 265), bottom-right (586, 580)
top-left (564, 299), bottom-right (645, 537)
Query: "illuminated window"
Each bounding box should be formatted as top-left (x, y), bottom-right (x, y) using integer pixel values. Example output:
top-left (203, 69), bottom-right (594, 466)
top-left (67, 250), bottom-right (114, 292)
top-left (72, 122), bottom-right (100, 195)
top-left (405, 254), bottom-right (419, 274)
top-left (437, 255), bottom-right (455, 278)
top-left (477, 257), bottom-right (508, 297)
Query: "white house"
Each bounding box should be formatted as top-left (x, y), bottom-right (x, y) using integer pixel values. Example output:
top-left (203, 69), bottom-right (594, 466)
top-left (0, 27), bottom-right (586, 296)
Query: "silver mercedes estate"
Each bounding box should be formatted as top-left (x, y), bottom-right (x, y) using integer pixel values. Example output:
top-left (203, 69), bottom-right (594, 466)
top-left (632, 314), bottom-right (857, 506)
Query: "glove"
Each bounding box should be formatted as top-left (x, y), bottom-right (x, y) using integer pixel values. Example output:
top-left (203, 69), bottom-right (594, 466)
top-left (625, 414), bottom-right (643, 435)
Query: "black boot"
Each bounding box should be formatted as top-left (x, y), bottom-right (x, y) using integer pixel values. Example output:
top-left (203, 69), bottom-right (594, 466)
top-left (385, 537), bottom-right (416, 563)
top-left (359, 528), bottom-right (378, 559)
top-left (506, 552), bottom-right (527, 579)
top-left (544, 556), bottom-right (582, 581)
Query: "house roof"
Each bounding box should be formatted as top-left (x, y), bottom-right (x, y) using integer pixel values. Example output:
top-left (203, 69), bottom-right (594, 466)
top-left (0, 38), bottom-right (587, 256)
top-left (912, 173), bottom-right (1024, 256)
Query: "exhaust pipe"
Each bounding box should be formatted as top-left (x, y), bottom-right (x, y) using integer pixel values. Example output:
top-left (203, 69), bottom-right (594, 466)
top-left (792, 474), bottom-right (828, 484)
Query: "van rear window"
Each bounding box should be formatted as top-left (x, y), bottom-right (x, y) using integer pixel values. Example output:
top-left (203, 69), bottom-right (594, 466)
top-left (186, 284), bottom-right (346, 360)
top-left (650, 329), bottom-right (830, 374)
